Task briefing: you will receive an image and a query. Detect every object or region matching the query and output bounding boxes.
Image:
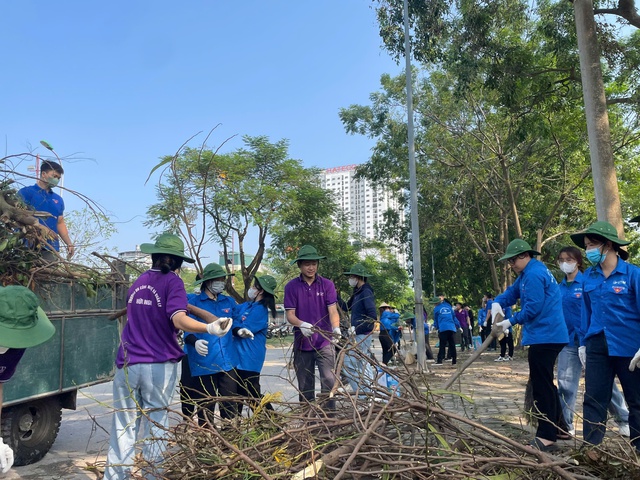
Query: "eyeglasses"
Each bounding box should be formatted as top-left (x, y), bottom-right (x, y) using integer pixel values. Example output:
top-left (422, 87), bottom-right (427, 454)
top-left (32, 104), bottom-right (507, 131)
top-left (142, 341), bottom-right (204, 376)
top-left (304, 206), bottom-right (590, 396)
top-left (507, 253), bottom-right (527, 265)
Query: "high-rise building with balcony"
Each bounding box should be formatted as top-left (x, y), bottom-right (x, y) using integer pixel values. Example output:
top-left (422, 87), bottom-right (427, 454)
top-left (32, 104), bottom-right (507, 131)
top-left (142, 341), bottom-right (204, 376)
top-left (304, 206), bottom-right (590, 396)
top-left (319, 164), bottom-right (406, 267)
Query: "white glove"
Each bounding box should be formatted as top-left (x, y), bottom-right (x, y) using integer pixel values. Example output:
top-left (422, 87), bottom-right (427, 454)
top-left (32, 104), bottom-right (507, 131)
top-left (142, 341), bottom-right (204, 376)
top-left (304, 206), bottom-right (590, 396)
top-left (299, 321), bottom-right (313, 338)
top-left (331, 327), bottom-right (342, 345)
top-left (578, 346), bottom-right (587, 368)
top-left (491, 302), bottom-right (505, 321)
top-left (494, 319), bottom-right (511, 336)
top-left (206, 317), bottom-right (232, 337)
top-left (237, 328), bottom-right (254, 339)
top-left (458, 328), bottom-right (463, 333)
top-left (348, 326), bottom-right (356, 336)
top-left (629, 348), bottom-right (640, 371)
top-left (0, 439), bottom-right (14, 474)
top-left (194, 339), bottom-right (209, 356)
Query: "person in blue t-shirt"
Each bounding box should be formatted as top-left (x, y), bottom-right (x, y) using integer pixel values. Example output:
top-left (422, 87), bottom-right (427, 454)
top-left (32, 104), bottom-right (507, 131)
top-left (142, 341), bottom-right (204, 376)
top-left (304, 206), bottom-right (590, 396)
top-left (571, 221), bottom-right (640, 451)
top-left (492, 239), bottom-right (569, 452)
top-left (18, 160), bottom-right (75, 259)
top-left (431, 294), bottom-right (461, 365)
top-left (232, 275), bottom-right (277, 413)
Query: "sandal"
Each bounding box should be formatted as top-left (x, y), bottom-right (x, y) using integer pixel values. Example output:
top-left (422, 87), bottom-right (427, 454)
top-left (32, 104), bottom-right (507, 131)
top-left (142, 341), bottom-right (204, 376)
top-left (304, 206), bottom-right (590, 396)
top-left (529, 437), bottom-right (558, 452)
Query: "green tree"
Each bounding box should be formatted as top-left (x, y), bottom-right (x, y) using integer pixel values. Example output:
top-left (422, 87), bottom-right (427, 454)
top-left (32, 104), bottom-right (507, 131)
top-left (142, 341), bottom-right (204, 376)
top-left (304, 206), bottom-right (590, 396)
top-left (146, 135), bottom-right (337, 302)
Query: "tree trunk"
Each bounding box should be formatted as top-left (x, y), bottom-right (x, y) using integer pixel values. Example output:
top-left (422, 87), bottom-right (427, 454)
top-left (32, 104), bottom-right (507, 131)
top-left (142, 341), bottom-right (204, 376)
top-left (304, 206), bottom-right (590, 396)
top-left (573, 0), bottom-right (624, 236)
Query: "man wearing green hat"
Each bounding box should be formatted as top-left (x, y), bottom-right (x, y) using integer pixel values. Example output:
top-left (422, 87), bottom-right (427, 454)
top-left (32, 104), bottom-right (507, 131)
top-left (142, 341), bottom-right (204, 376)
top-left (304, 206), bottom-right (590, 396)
top-left (0, 285), bottom-right (56, 474)
top-left (342, 263), bottom-right (377, 394)
top-left (570, 221), bottom-right (640, 451)
top-left (284, 245), bottom-right (340, 410)
top-left (491, 238), bottom-right (568, 452)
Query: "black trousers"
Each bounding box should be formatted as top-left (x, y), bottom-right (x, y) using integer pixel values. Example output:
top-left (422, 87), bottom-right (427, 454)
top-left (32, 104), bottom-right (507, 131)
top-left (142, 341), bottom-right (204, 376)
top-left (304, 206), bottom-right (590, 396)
top-left (528, 343), bottom-right (565, 441)
top-left (379, 330), bottom-right (397, 365)
top-left (180, 360), bottom-right (238, 425)
top-left (500, 334), bottom-right (514, 357)
top-left (437, 331), bottom-right (456, 365)
top-left (236, 369), bottom-right (273, 413)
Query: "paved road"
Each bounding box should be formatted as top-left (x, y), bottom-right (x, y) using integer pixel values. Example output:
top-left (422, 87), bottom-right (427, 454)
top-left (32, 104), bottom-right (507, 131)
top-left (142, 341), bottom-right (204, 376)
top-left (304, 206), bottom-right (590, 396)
top-left (7, 343), bottom-right (298, 479)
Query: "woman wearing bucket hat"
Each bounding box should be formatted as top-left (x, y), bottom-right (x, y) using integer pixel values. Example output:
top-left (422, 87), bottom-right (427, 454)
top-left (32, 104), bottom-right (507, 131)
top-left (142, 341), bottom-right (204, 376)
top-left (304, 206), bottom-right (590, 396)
top-left (554, 245), bottom-right (630, 439)
top-left (0, 286), bottom-right (55, 474)
top-left (341, 263), bottom-right (377, 394)
top-left (491, 238), bottom-right (569, 452)
top-left (284, 245), bottom-right (341, 411)
top-left (180, 262), bottom-right (239, 426)
top-left (570, 221), bottom-right (640, 450)
top-left (104, 235), bottom-right (233, 480)
top-left (232, 275), bottom-right (278, 413)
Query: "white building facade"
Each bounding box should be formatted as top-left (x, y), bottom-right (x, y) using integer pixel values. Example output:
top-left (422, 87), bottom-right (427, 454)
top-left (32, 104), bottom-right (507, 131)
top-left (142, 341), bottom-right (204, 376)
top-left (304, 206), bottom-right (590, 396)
top-left (319, 164), bottom-right (406, 267)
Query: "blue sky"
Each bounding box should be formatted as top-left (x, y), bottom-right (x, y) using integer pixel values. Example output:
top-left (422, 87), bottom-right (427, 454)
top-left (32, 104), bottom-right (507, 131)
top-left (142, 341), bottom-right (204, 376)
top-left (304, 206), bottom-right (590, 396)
top-left (1, 1), bottom-right (401, 262)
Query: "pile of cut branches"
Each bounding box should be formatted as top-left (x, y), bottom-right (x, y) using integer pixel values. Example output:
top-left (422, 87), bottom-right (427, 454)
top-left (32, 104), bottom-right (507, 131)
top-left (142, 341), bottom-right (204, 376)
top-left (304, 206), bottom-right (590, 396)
top-left (129, 345), bottom-right (640, 480)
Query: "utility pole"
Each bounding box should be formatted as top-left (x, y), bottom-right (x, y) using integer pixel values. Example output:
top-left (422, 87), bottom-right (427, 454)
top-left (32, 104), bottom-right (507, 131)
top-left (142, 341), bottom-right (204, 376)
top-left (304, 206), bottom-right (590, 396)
top-left (403, 0), bottom-right (427, 372)
top-left (573, 0), bottom-right (624, 236)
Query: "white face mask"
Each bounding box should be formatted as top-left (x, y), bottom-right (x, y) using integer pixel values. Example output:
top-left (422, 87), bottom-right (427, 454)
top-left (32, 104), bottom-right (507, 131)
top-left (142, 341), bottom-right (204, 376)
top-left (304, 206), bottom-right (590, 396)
top-left (559, 261), bottom-right (577, 274)
top-left (247, 287), bottom-right (258, 300)
top-left (207, 281), bottom-right (225, 294)
top-left (348, 278), bottom-right (358, 288)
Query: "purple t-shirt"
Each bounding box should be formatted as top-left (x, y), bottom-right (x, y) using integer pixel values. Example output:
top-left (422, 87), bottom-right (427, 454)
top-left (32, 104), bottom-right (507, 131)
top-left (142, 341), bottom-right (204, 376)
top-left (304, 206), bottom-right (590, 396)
top-left (455, 309), bottom-right (469, 329)
top-left (0, 348), bottom-right (26, 382)
top-left (284, 275), bottom-right (337, 351)
top-left (116, 269), bottom-right (188, 368)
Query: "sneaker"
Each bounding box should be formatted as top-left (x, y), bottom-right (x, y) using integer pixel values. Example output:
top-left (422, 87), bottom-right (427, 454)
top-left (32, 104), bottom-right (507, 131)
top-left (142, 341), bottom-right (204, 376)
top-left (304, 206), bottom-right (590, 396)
top-left (432, 362), bottom-right (444, 366)
top-left (495, 356), bottom-right (505, 362)
top-left (619, 424), bottom-right (630, 437)
top-left (505, 355), bottom-right (512, 361)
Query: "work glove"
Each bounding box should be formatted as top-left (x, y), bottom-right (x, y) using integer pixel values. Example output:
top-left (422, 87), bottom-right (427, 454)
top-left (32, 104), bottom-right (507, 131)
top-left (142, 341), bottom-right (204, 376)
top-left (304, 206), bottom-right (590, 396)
top-left (237, 328), bottom-right (254, 340)
top-left (578, 346), bottom-right (587, 368)
top-left (331, 327), bottom-right (342, 345)
top-left (348, 326), bottom-right (356, 336)
top-left (491, 302), bottom-right (505, 322)
top-left (195, 339), bottom-right (209, 356)
top-left (299, 322), bottom-right (313, 338)
top-left (207, 317), bottom-right (232, 337)
top-left (0, 438), bottom-right (13, 474)
top-left (494, 319), bottom-right (511, 336)
top-left (458, 328), bottom-right (463, 333)
top-left (629, 347), bottom-right (640, 371)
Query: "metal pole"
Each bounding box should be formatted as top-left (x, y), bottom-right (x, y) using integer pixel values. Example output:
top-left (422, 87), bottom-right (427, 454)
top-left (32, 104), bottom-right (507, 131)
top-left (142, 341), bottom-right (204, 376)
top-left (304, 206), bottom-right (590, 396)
top-left (403, 0), bottom-right (427, 372)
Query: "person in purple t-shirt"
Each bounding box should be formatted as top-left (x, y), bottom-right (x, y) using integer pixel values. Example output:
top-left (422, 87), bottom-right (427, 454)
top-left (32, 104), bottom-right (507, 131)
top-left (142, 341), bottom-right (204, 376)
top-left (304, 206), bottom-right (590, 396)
top-left (0, 286), bottom-right (56, 474)
top-left (104, 234), bottom-right (233, 480)
top-left (284, 245), bottom-right (340, 411)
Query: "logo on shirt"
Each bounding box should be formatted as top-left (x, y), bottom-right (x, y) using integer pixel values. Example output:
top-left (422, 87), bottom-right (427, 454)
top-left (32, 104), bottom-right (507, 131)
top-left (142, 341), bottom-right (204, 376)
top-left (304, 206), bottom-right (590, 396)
top-left (317, 292), bottom-right (325, 297)
top-left (573, 293), bottom-right (582, 298)
top-left (612, 280), bottom-right (628, 294)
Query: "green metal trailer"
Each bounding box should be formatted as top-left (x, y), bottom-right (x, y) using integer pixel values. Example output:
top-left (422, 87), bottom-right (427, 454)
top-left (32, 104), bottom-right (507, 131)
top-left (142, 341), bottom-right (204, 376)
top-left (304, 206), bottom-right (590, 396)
top-left (1, 278), bottom-right (127, 466)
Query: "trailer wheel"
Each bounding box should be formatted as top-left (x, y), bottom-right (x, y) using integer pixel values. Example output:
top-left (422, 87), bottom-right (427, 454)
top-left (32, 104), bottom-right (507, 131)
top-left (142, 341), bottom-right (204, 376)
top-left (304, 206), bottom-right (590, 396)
top-left (1, 397), bottom-right (62, 466)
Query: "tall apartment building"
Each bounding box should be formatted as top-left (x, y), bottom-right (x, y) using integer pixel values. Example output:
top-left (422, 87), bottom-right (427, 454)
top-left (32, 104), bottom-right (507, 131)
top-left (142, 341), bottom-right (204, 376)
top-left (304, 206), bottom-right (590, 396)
top-left (319, 164), bottom-right (406, 267)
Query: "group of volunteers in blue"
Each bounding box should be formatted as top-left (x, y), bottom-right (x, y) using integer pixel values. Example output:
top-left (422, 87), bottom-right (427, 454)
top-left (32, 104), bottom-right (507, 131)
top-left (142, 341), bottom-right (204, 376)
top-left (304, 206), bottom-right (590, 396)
top-left (488, 220), bottom-right (640, 453)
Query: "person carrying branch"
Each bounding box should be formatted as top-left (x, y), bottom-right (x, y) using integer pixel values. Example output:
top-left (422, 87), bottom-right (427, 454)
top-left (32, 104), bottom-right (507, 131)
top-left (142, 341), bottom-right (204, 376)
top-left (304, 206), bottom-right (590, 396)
top-left (491, 239), bottom-right (568, 452)
top-left (104, 234), bottom-right (233, 480)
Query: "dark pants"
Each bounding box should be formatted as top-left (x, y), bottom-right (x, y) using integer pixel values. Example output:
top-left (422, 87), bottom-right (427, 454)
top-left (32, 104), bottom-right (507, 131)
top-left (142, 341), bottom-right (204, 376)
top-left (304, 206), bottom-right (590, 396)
top-left (293, 344), bottom-right (336, 410)
top-left (500, 334), bottom-right (514, 358)
top-left (180, 356), bottom-right (198, 417)
top-left (584, 332), bottom-right (640, 449)
top-left (461, 327), bottom-right (472, 351)
top-left (379, 330), bottom-right (397, 365)
top-left (437, 330), bottom-right (456, 365)
top-left (528, 343), bottom-right (564, 441)
top-left (180, 363), bottom-right (238, 425)
top-left (424, 334), bottom-right (434, 360)
top-left (236, 369), bottom-right (273, 414)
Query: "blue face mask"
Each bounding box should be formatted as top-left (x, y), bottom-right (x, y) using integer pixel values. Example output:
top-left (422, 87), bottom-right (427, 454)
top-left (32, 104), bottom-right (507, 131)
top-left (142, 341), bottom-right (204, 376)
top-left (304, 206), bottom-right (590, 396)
top-left (585, 247), bottom-right (605, 265)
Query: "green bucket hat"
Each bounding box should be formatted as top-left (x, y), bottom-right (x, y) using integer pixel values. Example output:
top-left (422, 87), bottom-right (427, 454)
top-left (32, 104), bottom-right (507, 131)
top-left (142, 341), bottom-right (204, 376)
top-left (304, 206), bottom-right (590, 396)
top-left (255, 275), bottom-right (277, 297)
top-left (570, 221), bottom-right (630, 249)
top-left (139, 233), bottom-right (195, 263)
top-left (343, 263), bottom-right (371, 278)
top-left (194, 263), bottom-right (233, 285)
top-left (498, 239), bottom-right (541, 262)
top-left (399, 311), bottom-right (415, 321)
top-left (290, 245), bottom-right (326, 265)
top-left (0, 286), bottom-right (55, 349)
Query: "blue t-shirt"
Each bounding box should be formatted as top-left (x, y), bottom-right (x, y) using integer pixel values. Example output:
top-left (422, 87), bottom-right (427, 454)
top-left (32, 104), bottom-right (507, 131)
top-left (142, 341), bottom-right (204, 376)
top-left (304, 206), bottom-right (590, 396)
top-left (184, 292), bottom-right (238, 376)
top-left (560, 272), bottom-right (584, 346)
top-left (233, 301), bottom-right (269, 373)
top-left (18, 184), bottom-right (65, 251)
top-left (433, 301), bottom-right (460, 333)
